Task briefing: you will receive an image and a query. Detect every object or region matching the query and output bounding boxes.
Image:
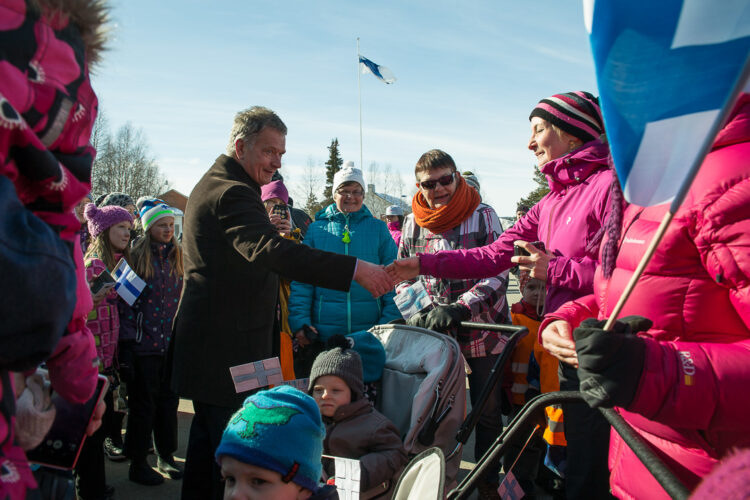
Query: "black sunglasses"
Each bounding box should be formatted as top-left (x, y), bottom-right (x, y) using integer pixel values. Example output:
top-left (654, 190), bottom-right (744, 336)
top-left (419, 172), bottom-right (455, 190)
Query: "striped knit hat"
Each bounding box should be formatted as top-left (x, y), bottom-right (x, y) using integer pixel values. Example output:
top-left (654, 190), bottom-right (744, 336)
top-left (529, 91), bottom-right (604, 143)
top-left (139, 199), bottom-right (174, 231)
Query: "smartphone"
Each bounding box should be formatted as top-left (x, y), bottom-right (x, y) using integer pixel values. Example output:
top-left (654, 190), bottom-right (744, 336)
top-left (90, 271), bottom-right (115, 294)
top-left (272, 203), bottom-right (288, 220)
top-left (27, 374), bottom-right (109, 470)
top-left (514, 241), bottom-right (546, 257)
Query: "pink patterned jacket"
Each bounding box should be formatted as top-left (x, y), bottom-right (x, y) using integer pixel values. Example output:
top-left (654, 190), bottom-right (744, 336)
top-left (543, 95), bottom-right (750, 499)
top-left (85, 256), bottom-right (121, 372)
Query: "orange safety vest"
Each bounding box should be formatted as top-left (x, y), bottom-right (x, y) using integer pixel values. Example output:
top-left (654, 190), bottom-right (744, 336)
top-left (510, 308), bottom-right (541, 405)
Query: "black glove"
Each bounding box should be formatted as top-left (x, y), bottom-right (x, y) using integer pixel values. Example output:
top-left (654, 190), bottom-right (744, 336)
top-left (422, 304), bottom-right (471, 335)
top-left (406, 310), bottom-right (429, 328)
top-left (573, 315), bottom-right (651, 409)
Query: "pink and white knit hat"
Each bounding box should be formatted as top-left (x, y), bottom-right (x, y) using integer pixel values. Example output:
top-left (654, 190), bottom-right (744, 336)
top-left (529, 91), bottom-right (604, 143)
top-left (84, 203), bottom-right (133, 238)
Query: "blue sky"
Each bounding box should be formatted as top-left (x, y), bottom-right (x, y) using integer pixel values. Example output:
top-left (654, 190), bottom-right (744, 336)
top-left (92, 1), bottom-right (597, 216)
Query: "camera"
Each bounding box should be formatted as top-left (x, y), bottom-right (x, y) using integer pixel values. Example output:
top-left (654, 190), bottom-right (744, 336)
top-left (272, 203), bottom-right (288, 220)
top-left (514, 241), bottom-right (546, 257)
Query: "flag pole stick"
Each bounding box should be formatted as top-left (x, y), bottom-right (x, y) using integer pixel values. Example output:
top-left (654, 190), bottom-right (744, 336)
top-left (604, 55), bottom-right (750, 330)
top-left (357, 37), bottom-right (363, 170)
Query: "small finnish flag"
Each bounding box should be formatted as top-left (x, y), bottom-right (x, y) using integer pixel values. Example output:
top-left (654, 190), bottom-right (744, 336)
top-left (497, 470), bottom-right (525, 500)
top-left (280, 378), bottom-right (310, 392)
top-left (359, 54), bottom-right (396, 84)
top-left (112, 258), bottom-right (146, 306)
top-left (230, 357), bottom-right (284, 394)
top-left (334, 456), bottom-right (361, 500)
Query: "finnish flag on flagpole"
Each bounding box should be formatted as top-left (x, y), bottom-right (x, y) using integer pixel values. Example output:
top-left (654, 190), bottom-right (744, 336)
top-left (585, 0), bottom-right (750, 207)
top-left (112, 258), bottom-right (146, 306)
top-left (359, 54), bottom-right (396, 84)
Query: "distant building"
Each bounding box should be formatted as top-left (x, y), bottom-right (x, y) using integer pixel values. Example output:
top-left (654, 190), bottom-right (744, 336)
top-left (364, 183), bottom-right (412, 219)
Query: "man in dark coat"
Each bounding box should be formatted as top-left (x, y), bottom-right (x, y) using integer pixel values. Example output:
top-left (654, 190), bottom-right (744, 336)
top-left (171, 106), bottom-right (391, 500)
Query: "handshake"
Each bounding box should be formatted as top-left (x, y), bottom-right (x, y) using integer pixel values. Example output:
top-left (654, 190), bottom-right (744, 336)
top-left (354, 257), bottom-right (421, 298)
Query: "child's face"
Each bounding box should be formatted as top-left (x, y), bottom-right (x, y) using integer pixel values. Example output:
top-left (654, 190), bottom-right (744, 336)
top-left (522, 278), bottom-right (545, 306)
top-left (108, 221), bottom-right (132, 251)
top-left (221, 457), bottom-right (311, 500)
top-left (312, 375), bottom-right (352, 418)
top-left (149, 217), bottom-right (175, 244)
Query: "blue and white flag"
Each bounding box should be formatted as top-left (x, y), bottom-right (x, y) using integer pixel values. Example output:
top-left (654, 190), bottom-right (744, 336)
top-left (585, 0), bottom-right (750, 207)
top-left (112, 258), bottom-right (146, 306)
top-left (359, 54), bottom-right (396, 84)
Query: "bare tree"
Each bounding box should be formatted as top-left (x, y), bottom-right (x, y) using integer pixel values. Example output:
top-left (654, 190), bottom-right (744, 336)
top-left (91, 122), bottom-right (171, 200)
top-left (295, 156), bottom-right (325, 217)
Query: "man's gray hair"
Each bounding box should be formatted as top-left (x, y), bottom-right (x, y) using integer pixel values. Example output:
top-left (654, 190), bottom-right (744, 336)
top-left (226, 106), bottom-right (287, 157)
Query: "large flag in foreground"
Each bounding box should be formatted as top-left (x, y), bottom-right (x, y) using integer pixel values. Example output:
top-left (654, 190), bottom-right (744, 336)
top-left (359, 54), bottom-right (397, 84)
top-left (585, 0), bottom-right (750, 207)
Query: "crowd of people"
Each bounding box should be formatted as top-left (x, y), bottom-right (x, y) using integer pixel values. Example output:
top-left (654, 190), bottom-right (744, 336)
top-left (2, 1), bottom-right (749, 500)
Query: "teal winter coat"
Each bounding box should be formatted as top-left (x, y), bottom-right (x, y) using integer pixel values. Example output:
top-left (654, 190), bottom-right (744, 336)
top-left (288, 203), bottom-right (400, 339)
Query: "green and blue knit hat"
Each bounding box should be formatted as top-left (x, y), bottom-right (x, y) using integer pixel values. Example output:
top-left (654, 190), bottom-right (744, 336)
top-left (215, 386), bottom-right (325, 492)
top-left (139, 198), bottom-right (174, 231)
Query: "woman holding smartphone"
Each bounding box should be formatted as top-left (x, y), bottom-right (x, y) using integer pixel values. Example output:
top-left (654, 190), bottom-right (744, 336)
top-left (388, 91), bottom-right (616, 499)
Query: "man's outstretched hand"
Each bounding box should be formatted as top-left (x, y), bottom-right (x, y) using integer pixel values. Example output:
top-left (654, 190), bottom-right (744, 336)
top-left (354, 260), bottom-right (393, 298)
top-left (386, 256), bottom-right (420, 283)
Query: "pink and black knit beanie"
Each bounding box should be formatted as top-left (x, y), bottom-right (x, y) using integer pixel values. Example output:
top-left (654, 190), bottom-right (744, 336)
top-left (84, 203), bottom-right (133, 238)
top-left (529, 91), bottom-right (604, 143)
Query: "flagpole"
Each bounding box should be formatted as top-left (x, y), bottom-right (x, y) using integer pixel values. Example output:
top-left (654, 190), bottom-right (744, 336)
top-left (357, 37), bottom-right (363, 171)
top-left (604, 54), bottom-right (750, 330)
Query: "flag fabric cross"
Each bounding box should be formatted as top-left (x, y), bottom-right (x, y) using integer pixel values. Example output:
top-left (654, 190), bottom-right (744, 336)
top-left (585, 0), bottom-right (750, 207)
top-left (280, 378), bottom-right (310, 392)
top-left (230, 357), bottom-right (284, 393)
top-left (497, 470), bottom-right (525, 500)
top-left (359, 55), bottom-right (396, 84)
top-left (334, 456), bottom-right (361, 500)
top-left (112, 258), bottom-right (146, 306)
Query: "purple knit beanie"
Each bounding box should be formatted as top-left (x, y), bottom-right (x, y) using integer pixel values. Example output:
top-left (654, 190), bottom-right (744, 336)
top-left (529, 91), bottom-right (604, 143)
top-left (261, 180), bottom-right (289, 204)
top-left (84, 203), bottom-right (133, 238)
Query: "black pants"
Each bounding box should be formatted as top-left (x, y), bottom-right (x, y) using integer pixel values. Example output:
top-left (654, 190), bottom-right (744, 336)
top-left (75, 386), bottom-right (114, 499)
top-left (559, 362), bottom-right (614, 499)
top-left (181, 401), bottom-right (235, 500)
top-left (467, 354), bottom-right (504, 484)
top-left (125, 354), bottom-right (179, 463)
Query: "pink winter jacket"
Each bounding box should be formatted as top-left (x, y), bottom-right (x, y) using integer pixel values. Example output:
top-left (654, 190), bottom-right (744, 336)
top-left (420, 140), bottom-right (613, 314)
top-left (544, 95), bottom-right (750, 499)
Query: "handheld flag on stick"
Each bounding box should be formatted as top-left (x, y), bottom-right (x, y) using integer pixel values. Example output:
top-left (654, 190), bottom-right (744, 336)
top-left (112, 258), bottom-right (146, 306)
top-left (280, 378), bottom-right (310, 392)
top-left (585, 0), bottom-right (750, 328)
top-left (359, 55), bottom-right (397, 84)
top-left (333, 456), bottom-right (361, 500)
top-left (497, 470), bottom-right (525, 500)
top-left (230, 357), bottom-right (284, 393)
top-left (586, 0), bottom-right (750, 208)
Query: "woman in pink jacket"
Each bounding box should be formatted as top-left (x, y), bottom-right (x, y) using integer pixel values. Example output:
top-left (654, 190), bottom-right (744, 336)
top-left (389, 91), bottom-right (615, 498)
top-left (540, 94), bottom-right (750, 499)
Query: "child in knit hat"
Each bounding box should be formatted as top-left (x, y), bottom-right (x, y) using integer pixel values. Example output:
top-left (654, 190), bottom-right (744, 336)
top-left (309, 337), bottom-right (407, 499)
top-left (215, 386), bottom-right (337, 500)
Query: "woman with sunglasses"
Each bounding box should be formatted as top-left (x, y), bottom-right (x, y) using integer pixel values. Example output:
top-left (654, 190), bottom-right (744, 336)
top-left (388, 91), bottom-right (615, 499)
top-left (288, 163), bottom-right (400, 379)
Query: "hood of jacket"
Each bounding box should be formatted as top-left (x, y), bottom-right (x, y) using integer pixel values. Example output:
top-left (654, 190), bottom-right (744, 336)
top-left (541, 139), bottom-right (610, 193)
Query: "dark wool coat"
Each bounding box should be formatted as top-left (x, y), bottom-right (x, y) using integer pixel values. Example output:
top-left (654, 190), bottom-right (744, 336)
top-left (171, 155), bottom-right (356, 408)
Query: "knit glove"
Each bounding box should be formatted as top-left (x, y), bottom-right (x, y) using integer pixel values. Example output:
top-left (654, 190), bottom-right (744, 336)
top-left (573, 316), bottom-right (651, 409)
top-left (406, 310), bottom-right (429, 328)
top-left (15, 373), bottom-right (56, 450)
top-left (422, 304), bottom-right (471, 335)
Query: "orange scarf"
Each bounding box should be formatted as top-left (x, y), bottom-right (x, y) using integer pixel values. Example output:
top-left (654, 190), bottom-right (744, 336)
top-left (412, 173), bottom-right (480, 234)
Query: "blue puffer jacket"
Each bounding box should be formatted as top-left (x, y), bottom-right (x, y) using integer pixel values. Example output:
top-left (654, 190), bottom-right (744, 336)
top-left (288, 203), bottom-right (399, 340)
top-left (118, 242), bottom-right (183, 355)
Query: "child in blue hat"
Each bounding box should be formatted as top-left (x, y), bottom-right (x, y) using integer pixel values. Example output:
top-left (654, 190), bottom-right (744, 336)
top-left (215, 386), bottom-right (337, 500)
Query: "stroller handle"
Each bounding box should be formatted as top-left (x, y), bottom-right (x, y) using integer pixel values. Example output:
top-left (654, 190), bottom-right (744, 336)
top-left (459, 322), bottom-right (528, 335)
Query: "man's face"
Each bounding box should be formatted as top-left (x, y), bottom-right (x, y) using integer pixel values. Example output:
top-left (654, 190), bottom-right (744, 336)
top-left (416, 166), bottom-right (457, 209)
top-left (236, 127), bottom-right (286, 186)
top-left (220, 457), bottom-right (311, 500)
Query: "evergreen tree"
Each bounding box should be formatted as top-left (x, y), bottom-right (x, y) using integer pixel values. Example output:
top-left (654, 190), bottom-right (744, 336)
top-left (322, 138), bottom-right (343, 206)
top-left (517, 164), bottom-right (550, 209)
